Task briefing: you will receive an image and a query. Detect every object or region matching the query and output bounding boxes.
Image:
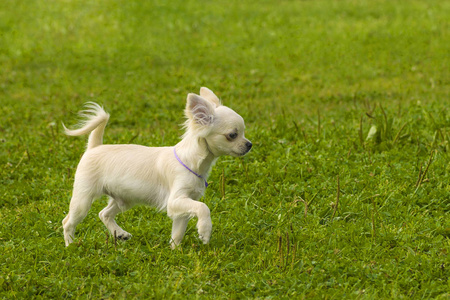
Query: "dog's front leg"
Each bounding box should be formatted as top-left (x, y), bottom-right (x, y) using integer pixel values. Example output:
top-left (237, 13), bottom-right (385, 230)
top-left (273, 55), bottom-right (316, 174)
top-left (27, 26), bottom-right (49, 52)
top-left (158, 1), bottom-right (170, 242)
top-left (167, 197), bottom-right (212, 249)
top-left (170, 216), bottom-right (190, 249)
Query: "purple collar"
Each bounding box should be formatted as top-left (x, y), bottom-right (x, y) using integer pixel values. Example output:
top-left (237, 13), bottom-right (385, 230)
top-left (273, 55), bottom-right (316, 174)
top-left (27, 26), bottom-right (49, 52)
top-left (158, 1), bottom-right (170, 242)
top-left (174, 147), bottom-right (208, 188)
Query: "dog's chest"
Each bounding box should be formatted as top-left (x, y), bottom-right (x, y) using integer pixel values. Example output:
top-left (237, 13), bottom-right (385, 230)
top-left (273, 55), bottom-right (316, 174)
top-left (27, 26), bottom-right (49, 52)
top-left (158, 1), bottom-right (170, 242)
top-left (187, 181), bottom-right (206, 200)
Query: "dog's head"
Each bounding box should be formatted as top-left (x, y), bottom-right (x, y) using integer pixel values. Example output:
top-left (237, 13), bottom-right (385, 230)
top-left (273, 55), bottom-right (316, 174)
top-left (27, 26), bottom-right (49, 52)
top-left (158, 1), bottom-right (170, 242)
top-left (184, 87), bottom-right (252, 157)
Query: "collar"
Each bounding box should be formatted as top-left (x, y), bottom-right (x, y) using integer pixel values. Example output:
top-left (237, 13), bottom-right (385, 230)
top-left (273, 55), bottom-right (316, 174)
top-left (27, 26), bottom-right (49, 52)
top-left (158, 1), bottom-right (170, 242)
top-left (173, 147), bottom-right (208, 188)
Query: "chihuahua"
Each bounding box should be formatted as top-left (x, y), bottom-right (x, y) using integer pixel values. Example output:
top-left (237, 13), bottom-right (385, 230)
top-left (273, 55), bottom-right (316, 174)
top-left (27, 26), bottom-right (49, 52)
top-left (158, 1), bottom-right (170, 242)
top-left (62, 87), bottom-right (252, 248)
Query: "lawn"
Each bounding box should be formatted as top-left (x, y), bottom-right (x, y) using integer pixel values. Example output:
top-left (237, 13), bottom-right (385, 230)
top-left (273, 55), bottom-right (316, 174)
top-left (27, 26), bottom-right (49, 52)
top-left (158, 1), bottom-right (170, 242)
top-left (0, 0), bottom-right (449, 298)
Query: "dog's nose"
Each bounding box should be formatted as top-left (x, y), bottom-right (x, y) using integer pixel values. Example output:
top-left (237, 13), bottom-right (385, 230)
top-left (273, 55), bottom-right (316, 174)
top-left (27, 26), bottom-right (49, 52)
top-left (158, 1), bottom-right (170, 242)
top-left (246, 141), bottom-right (252, 151)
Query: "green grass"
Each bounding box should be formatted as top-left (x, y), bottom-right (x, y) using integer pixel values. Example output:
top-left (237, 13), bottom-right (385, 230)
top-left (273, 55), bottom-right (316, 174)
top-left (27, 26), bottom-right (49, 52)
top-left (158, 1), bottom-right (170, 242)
top-left (1, 0), bottom-right (449, 298)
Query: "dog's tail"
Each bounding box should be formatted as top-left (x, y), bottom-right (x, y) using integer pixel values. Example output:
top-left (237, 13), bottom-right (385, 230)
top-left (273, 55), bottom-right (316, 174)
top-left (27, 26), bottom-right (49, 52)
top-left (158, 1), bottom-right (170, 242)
top-left (63, 102), bottom-right (110, 150)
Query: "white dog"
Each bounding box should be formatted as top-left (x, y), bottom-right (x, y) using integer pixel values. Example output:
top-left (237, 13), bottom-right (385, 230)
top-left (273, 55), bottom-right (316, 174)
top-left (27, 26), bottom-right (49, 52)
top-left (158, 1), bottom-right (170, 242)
top-left (62, 87), bottom-right (252, 248)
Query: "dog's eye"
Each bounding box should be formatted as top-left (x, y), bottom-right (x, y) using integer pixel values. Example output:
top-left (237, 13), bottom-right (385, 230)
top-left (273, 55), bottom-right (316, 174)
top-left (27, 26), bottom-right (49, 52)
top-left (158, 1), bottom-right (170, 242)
top-left (228, 132), bottom-right (238, 140)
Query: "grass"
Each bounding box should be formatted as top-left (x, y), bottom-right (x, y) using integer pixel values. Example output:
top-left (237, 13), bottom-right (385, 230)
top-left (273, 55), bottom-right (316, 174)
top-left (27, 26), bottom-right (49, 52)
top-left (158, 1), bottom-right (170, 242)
top-left (0, 0), bottom-right (449, 298)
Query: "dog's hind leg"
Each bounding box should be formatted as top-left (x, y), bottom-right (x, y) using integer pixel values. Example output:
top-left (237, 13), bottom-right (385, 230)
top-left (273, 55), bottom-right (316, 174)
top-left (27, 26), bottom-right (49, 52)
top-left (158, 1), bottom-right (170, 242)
top-left (99, 197), bottom-right (132, 241)
top-left (63, 190), bottom-right (96, 246)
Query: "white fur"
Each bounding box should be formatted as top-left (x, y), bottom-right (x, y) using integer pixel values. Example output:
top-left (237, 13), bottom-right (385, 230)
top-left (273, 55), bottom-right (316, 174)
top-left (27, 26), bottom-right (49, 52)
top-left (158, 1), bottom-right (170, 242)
top-left (62, 88), bottom-right (252, 248)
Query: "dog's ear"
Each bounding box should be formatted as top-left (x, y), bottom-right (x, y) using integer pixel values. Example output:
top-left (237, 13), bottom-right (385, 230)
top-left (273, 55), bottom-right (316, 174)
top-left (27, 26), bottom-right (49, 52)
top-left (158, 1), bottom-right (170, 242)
top-left (200, 87), bottom-right (221, 107)
top-left (186, 94), bottom-right (215, 126)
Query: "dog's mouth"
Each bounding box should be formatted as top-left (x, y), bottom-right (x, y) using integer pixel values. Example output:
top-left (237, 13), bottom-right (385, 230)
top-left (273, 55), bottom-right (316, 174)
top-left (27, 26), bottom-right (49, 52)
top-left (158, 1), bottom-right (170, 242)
top-left (234, 141), bottom-right (253, 156)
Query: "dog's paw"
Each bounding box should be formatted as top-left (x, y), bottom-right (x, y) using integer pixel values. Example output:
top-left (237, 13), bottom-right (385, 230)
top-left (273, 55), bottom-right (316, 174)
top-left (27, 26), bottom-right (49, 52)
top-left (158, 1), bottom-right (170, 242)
top-left (197, 219), bottom-right (212, 244)
top-left (114, 230), bottom-right (132, 241)
top-left (117, 233), bottom-right (132, 241)
top-left (170, 239), bottom-right (182, 250)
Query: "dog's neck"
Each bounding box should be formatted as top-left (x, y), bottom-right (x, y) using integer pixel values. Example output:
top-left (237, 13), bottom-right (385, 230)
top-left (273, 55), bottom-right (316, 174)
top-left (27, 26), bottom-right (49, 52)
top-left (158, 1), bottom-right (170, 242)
top-left (176, 133), bottom-right (217, 178)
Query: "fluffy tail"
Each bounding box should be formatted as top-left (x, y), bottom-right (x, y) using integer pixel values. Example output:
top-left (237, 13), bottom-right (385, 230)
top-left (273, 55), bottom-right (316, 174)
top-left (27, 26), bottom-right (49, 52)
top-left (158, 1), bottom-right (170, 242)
top-left (63, 102), bottom-right (110, 150)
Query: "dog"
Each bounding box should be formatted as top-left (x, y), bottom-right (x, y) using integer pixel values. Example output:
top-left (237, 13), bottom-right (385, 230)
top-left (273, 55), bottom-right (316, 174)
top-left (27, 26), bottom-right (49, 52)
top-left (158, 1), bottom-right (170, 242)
top-left (62, 87), bottom-right (252, 248)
